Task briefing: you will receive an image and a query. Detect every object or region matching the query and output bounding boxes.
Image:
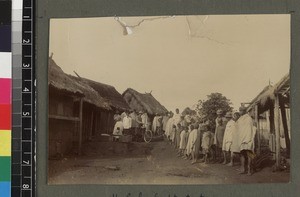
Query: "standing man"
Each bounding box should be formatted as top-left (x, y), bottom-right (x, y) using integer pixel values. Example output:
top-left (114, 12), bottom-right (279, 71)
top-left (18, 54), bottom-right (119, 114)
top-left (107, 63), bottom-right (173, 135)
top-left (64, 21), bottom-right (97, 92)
top-left (122, 111), bottom-right (132, 135)
top-left (130, 110), bottom-right (138, 134)
top-left (162, 112), bottom-right (170, 133)
top-left (213, 109), bottom-right (227, 163)
top-left (222, 112), bottom-right (234, 165)
top-left (152, 113), bottom-right (159, 134)
top-left (141, 111), bottom-right (149, 130)
top-left (173, 108), bottom-right (182, 128)
top-left (237, 106), bottom-right (256, 175)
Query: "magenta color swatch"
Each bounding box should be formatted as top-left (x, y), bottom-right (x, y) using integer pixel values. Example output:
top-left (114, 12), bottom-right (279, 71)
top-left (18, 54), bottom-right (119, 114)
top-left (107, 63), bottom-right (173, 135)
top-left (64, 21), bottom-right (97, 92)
top-left (0, 78), bottom-right (11, 104)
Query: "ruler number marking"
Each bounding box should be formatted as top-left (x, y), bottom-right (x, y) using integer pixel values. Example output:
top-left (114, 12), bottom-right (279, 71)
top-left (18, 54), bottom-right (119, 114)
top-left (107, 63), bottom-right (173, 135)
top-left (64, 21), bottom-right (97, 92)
top-left (23, 160), bottom-right (30, 165)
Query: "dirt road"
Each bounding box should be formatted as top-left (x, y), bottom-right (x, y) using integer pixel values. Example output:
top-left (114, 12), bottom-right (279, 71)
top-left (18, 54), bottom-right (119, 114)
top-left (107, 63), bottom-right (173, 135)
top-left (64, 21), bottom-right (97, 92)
top-left (48, 141), bottom-right (289, 184)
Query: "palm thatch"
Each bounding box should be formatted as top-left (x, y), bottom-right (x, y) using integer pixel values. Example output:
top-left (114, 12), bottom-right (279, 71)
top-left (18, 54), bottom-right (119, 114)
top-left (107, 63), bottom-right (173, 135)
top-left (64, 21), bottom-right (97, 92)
top-left (48, 58), bottom-right (84, 96)
top-left (122, 88), bottom-right (168, 115)
top-left (247, 73), bottom-right (290, 112)
top-left (274, 73), bottom-right (290, 94)
top-left (70, 77), bottom-right (130, 111)
top-left (48, 58), bottom-right (111, 110)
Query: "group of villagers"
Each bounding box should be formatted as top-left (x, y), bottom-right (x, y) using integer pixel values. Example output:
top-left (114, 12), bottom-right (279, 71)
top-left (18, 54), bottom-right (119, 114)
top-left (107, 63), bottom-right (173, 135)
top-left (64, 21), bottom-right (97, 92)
top-left (113, 106), bottom-right (257, 175)
top-left (163, 107), bottom-right (257, 175)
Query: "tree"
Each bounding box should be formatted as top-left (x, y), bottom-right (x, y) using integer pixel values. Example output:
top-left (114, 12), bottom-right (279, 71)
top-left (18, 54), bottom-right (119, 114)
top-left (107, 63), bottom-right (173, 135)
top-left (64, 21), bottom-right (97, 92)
top-left (196, 92), bottom-right (233, 130)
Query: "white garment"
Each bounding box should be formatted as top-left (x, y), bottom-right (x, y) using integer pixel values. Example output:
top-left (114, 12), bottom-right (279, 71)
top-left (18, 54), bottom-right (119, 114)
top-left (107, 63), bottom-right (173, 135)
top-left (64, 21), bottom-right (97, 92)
top-left (113, 121), bottom-right (124, 135)
top-left (186, 129), bottom-right (198, 155)
top-left (123, 116), bottom-right (132, 129)
top-left (141, 113), bottom-right (148, 128)
top-left (222, 119), bottom-right (235, 151)
top-left (179, 130), bottom-right (189, 149)
top-left (238, 114), bottom-right (255, 151)
top-left (165, 117), bottom-right (174, 137)
top-left (162, 116), bottom-right (170, 131)
top-left (173, 113), bottom-right (182, 127)
top-left (152, 116), bottom-right (160, 132)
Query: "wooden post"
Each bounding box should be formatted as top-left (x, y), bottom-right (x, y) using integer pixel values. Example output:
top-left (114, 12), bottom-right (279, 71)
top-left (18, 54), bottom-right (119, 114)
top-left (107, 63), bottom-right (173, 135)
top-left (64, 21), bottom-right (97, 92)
top-left (274, 95), bottom-right (281, 168)
top-left (255, 105), bottom-right (261, 155)
top-left (78, 98), bottom-right (83, 155)
top-left (269, 107), bottom-right (275, 134)
top-left (279, 95), bottom-right (290, 157)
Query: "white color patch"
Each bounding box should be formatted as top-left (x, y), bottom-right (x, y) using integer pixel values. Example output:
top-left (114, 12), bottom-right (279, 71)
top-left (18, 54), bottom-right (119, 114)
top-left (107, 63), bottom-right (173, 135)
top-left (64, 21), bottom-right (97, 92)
top-left (12, 0), bottom-right (23, 10)
top-left (0, 52), bottom-right (12, 78)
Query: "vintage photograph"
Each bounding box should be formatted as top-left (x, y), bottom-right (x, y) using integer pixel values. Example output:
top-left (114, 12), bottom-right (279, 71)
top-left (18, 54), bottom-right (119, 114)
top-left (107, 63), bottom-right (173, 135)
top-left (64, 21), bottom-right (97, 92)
top-left (48, 14), bottom-right (290, 184)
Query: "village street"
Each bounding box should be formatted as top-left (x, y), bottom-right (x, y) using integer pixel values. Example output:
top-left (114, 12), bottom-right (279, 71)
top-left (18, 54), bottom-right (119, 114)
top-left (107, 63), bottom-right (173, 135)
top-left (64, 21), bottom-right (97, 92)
top-left (48, 141), bottom-right (289, 185)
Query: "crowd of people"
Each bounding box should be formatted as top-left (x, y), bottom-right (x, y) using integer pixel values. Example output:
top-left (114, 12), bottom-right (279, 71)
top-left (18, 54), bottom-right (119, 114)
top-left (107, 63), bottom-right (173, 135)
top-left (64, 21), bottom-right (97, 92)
top-left (112, 106), bottom-right (257, 175)
top-left (163, 107), bottom-right (257, 176)
top-left (112, 109), bottom-right (157, 141)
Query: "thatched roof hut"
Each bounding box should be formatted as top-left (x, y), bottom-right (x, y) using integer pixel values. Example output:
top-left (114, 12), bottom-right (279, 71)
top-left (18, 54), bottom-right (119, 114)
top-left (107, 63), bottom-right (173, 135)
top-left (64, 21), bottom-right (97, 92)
top-left (122, 88), bottom-right (168, 115)
top-left (77, 78), bottom-right (130, 111)
top-left (48, 58), bottom-right (111, 110)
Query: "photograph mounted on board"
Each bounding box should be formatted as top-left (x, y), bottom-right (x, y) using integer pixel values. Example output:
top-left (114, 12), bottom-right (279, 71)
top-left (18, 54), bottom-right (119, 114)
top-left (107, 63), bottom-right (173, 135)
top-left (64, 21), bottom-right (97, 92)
top-left (48, 14), bottom-right (291, 184)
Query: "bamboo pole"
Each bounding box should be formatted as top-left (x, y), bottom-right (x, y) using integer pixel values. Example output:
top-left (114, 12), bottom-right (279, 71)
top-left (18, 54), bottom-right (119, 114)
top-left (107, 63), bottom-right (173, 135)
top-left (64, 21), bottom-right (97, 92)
top-left (78, 99), bottom-right (83, 155)
top-left (274, 95), bottom-right (281, 168)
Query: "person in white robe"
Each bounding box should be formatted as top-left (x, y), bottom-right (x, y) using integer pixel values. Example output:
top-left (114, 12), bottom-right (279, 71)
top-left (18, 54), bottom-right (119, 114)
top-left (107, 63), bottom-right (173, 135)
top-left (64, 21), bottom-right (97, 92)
top-left (152, 115), bottom-right (159, 133)
top-left (201, 125), bottom-right (213, 163)
top-left (186, 125), bottom-right (197, 159)
top-left (237, 106), bottom-right (256, 175)
top-left (178, 126), bottom-right (189, 157)
top-left (122, 112), bottom-right (132, 135)
top-left (222, 112), bottom-right (234, 165)
top-left (223, 112), bottom-right (240, 166)
top-left (141, 112), bottom-right (149, 129)
top-left (162, 112), bottom-right (170, 132)
top-left (173, 108), bottom-right (182, 128)
top-left (165, 114), bottom-right (174, 141)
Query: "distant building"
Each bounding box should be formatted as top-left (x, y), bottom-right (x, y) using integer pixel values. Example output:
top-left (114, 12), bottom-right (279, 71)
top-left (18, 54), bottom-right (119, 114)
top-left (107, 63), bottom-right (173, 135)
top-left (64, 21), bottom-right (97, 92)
top-left (122, 88), bottom-right (168, 118)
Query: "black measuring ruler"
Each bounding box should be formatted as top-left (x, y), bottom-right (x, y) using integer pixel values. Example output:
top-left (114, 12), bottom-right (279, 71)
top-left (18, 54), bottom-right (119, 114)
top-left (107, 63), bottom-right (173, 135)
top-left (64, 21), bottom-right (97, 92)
top-left (11, 0), bottom-right (36, 196)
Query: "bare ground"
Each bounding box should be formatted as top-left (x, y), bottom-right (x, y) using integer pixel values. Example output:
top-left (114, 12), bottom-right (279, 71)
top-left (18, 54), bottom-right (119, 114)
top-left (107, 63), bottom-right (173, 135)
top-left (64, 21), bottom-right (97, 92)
top-left (48, 141), bottom-right (289, 184)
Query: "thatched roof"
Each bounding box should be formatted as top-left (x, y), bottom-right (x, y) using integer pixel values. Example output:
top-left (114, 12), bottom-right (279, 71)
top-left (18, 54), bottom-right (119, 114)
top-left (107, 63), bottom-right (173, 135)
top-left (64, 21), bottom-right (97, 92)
top-left (274, 73), bottom-right (290, 94)
top-left (70, 77), bottom-right (130, 111)
top-left (247, 73), bottom-right (290, 112)
top-left (122, 88), bottom-right (168, 115)
top-left (48, 58), bottom-right (84, 96)
top-left (48, 58), bottom-right (111, 110)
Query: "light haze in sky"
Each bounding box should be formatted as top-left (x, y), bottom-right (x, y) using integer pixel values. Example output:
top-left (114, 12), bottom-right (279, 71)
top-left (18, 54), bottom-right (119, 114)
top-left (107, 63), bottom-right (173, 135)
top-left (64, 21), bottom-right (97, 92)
top-left (49, 14), bottom-right (290, 112)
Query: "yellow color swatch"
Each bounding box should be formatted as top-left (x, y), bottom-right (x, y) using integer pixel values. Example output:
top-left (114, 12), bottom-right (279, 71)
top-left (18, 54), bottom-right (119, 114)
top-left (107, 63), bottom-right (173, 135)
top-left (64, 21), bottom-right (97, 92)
top-left (0, 130), bottom-right (11, 156)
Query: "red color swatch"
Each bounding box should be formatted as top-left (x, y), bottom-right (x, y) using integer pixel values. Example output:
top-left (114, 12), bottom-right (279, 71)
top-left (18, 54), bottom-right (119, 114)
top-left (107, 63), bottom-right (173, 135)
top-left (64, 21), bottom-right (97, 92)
top-left (0, 78), bottom-right (11, 104)
top-left (0, 104), bottom-right (11, 130)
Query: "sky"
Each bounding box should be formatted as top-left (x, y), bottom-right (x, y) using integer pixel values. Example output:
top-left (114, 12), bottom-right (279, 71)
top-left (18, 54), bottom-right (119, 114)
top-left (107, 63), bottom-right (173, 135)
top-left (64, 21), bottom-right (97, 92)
top-left (49, 14), bottom-right (290, 112)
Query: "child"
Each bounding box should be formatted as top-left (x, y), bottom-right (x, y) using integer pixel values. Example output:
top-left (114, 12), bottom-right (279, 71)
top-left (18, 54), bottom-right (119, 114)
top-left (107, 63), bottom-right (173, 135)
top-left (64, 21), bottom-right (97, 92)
top-left (171, 125), bottom-right (176, 147)
top-left (201, 125), bottom-right (213, 164)
top-left (190, 124), bottom-right (199, 164)
top-left (178, 126), bottom-right (189, 157)
top-left (175, 123), bottom-right (182, 149)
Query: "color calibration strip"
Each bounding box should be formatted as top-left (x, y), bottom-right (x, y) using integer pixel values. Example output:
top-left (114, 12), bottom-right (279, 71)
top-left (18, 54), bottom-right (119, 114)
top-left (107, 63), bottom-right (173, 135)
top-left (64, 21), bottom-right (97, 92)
top-left (11, 0), bottom-right (36, 196)
top-left (12, 0), bottom-right (23, 196)
top-left (0, 1), bottom-right (12, 197)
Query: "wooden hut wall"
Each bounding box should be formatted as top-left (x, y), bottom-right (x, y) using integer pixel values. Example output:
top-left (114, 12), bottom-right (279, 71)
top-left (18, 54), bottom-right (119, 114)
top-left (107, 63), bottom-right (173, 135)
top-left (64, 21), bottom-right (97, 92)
top-left (48, 89), bottom-right (78, 158)
top-left (96, 110), bottom-right (115, 135)
top-left (49, 119), bottom-right (76, 158)
top-left (80, 103), bottom-right (102, 142)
